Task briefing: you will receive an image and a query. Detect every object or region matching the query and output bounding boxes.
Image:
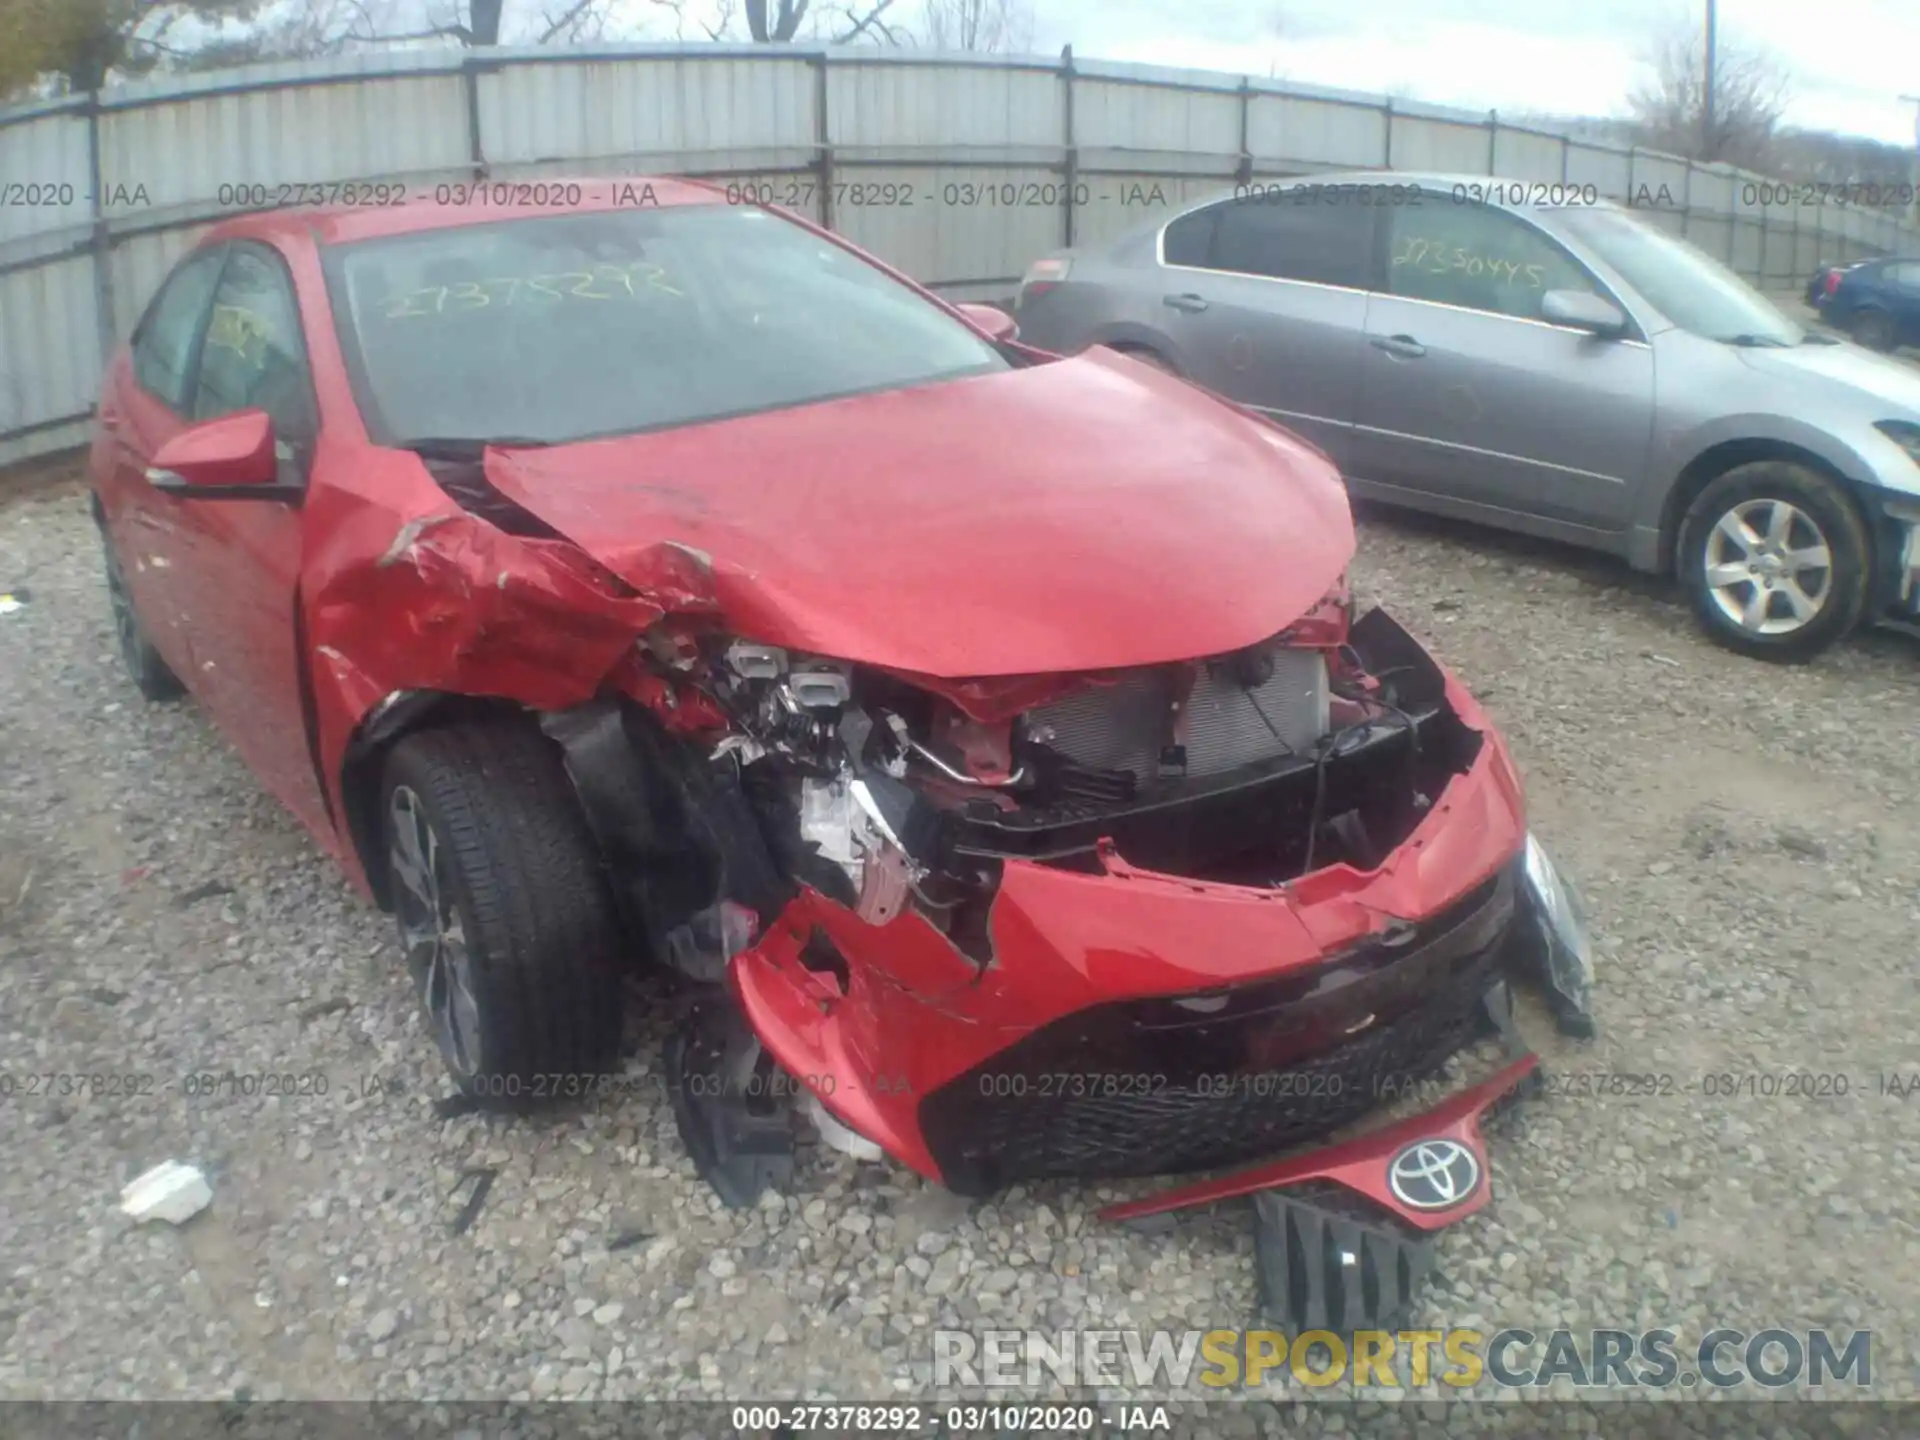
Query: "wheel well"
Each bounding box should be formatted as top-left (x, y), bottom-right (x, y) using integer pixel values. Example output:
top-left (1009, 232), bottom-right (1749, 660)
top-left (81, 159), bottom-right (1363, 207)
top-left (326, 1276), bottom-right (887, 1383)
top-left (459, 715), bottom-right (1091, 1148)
top-left (1103, 339), bottom-right (1179, 372)
top-left (1656, 440), bottom-right (1866, 575)
top-left (340, 693), bottom-right (537, 910)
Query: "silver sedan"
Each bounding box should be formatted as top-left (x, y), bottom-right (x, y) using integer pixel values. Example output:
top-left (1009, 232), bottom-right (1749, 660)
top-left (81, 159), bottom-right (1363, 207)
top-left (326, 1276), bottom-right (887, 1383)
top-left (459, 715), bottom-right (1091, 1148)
top-left (1013, 171), bottom-right (1920, 662)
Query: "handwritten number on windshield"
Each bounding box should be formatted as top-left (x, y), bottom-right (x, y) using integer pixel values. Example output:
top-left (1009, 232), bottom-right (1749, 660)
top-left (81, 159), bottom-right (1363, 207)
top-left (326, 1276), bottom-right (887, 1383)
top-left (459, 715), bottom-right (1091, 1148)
top-left (379, 262), bottom-right (682, 320)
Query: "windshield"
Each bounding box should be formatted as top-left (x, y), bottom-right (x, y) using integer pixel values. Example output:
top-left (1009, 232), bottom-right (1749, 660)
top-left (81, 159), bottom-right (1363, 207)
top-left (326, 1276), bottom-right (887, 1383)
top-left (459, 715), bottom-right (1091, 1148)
top-left (322, 205), bottom-right (1009, 446)
top-left (1552, 205), bottom-right (1804, 346)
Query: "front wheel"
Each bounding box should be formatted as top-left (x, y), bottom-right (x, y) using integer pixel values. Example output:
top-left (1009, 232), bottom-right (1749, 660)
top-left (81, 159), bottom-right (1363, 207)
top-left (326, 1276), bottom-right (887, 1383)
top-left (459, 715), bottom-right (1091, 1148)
top-left (380, 720), bottom-right (625, 1106)
top-left (1677, 462), bottom-right (1870, 663)
top-left (1850, 308), bottom-right (1895, 351)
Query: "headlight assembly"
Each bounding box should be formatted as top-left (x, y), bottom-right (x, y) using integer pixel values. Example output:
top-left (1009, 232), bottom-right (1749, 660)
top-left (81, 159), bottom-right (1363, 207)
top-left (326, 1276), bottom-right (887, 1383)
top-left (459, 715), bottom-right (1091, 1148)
top-left (1514, 833), bottom-right (1597, 1038)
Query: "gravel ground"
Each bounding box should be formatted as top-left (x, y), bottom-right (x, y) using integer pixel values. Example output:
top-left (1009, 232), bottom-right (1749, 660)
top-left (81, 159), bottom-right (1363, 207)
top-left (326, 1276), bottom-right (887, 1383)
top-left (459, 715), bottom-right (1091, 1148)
top-left (3, 471), bottom-right (1919, 1433)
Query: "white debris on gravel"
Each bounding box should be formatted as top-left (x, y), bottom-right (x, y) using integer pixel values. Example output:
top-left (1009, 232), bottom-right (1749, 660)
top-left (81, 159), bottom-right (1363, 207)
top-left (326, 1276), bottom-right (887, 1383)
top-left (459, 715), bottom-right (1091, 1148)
top-left (118, 1160), bottom-right (213, 1225)
top-left (3, 478), bottom-right (1919, 1432)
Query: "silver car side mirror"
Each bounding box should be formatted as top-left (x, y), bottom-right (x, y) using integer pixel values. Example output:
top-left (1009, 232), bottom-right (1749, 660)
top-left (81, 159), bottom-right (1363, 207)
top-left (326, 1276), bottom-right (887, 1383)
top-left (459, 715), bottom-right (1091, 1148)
top-left (1541, 289), bottom-right (1627, 338)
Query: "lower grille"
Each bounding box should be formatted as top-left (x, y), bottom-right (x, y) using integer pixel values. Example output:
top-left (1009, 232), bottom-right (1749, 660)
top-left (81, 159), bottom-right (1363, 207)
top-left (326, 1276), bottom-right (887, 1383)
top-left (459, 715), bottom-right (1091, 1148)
top-left (918, 871), bottom-right (1514, 1195)
top-left (1253, 1185), bottom-right (1436, 1333)
top-left (1025, 649), bottom-right (1328, 784)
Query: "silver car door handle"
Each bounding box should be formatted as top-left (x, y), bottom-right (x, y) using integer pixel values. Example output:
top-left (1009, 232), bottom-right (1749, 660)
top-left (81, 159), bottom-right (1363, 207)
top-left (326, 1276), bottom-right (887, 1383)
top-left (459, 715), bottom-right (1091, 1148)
top-left (1371, 334), bottom-right (1427, 359)
top-left (1163, 292), bottom-right (1210, 314)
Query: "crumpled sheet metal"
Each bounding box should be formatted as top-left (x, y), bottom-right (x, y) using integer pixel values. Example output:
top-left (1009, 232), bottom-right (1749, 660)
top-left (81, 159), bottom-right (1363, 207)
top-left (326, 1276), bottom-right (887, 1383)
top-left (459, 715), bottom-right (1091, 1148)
top-left (304, 503), bottom-right (663, 721)
top-left (301, 481), bottom-right (719, 726)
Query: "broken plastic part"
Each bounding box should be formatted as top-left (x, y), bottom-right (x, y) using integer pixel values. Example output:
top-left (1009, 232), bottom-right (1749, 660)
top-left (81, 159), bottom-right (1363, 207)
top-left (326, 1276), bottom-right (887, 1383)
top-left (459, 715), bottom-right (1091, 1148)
top-left (1514, 835), bottom-right (1597, 1039)
top-left (855, 838), bottom-right (913, 926)
top-left (801, 1089), bottom-right (885, 1161)
top-left (800, 778), bottom-right (864, 886)
top-left (663, 900), bottom-right (760, 984)
top-left (119, 1160), bottom-right (212, 1225)
top-left (726, 641), bottom-right (787, 680)
top-left (785, 666), bottom-right (852, 710)
top-left (1252, 1187), bottom-right (1436, 1333)
top-left (665, 1000), bottom-right (796, 1210)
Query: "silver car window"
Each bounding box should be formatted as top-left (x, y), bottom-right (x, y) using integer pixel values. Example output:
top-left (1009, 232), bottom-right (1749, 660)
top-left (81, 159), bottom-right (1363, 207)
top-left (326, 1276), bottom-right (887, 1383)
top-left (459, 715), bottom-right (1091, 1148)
top-left (1383, 202), bottom-right (1594, 321)
top-left (1208, 196), bottom-right (1372, 288)
top-left (1162, 206), bottom-right (1219, 267)
top-left (1551, 205), bottom-right (1800, 344)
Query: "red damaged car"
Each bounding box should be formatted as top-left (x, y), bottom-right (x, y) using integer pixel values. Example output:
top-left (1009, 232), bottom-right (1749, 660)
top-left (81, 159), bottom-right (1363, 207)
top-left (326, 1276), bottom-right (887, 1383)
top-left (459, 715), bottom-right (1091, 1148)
top-left (90, 179), bottom-right (1594, 1330)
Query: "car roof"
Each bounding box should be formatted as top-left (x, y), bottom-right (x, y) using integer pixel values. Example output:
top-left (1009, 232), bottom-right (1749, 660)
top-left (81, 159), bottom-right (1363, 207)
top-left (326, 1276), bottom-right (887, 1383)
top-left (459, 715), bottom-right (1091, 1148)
top-left (1141, 171), bottom-right (1628, 231)
top-left (1241, 170), bottom-right (1562, 195)
top-left (205, 175), bottom-right (732, 249)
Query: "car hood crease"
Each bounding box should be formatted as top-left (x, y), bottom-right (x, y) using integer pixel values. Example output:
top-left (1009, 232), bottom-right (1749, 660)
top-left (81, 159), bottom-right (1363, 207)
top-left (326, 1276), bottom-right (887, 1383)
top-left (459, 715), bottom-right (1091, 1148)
top-left (480, 349), bottom-right (1355, 678)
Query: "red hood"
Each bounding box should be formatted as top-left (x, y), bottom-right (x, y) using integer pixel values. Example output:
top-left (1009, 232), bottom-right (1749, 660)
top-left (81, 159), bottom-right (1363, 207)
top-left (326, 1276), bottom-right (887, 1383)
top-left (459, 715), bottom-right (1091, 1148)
top-left (482, 348), bottom-right (1354, 678)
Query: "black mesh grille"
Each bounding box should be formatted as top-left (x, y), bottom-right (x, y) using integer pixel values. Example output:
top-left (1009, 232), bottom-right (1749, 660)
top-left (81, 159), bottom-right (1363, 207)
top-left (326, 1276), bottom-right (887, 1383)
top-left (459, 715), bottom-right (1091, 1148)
top-left (919, 869), bottom-right (1515, 1195)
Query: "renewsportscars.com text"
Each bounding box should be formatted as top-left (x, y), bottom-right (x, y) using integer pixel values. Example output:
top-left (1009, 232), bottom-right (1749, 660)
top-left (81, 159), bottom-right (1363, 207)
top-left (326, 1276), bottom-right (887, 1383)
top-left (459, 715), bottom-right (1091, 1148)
top-left (933, 1326), bottom-right (1872, 1392)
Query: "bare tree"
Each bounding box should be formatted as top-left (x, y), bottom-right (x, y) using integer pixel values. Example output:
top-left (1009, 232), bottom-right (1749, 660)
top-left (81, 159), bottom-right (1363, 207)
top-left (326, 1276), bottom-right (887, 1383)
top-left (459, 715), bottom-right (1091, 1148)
top-left (171, 0), bottom-right (622, 64)
top-left (1, 0), bottom-right (264, 94)
top-left (1627, 22), bottom-right (1790, 170)
top-left (643, 0), bottom-right (897, 44)
top-left (917, 0), bottom-right (1031, 53)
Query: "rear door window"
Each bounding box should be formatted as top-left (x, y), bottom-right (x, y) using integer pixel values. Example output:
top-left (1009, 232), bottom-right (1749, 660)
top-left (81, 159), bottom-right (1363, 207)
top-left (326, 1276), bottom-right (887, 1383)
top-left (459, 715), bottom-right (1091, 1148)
top-left (1207, 196), bottom-right (1374, 288)
top-left (1161, 206), bottom-right (1220, 267)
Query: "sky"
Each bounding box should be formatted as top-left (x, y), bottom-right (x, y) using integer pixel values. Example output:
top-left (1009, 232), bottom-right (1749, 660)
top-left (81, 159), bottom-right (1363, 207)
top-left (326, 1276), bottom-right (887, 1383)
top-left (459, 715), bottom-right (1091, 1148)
top-left (1021, 0), bottom-right (1920, 145)
top-left (217, 0), bottom-right (1920, 149)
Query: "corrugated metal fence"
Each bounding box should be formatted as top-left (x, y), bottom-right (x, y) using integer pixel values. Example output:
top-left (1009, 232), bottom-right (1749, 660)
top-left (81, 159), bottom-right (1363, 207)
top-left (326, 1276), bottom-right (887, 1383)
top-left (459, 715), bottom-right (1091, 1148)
top-left (4, 42), bottom-right (1918, 467)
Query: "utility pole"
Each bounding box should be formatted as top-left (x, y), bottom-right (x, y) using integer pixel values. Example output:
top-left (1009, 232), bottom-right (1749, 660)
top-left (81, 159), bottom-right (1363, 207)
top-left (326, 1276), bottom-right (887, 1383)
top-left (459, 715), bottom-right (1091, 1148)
top-left (1701, 0), bottom-right (1717, 161)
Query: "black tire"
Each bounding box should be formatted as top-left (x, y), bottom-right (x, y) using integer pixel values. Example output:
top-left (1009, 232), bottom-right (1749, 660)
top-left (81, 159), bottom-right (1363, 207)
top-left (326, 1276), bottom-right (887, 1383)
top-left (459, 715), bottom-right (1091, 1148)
top-left (1677, 461), bottom-right (1871, 664)
top-left (379, 720), bottom-right (625, 1107)
top-left (1850, 308), bottom-right (1895, 351)
top-left (100, 525), bottom-right (185, 702)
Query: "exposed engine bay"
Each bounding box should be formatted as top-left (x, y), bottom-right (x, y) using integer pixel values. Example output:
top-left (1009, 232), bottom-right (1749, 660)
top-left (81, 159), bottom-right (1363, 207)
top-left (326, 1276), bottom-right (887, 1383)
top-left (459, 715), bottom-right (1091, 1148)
top-left (578, 599), bottom-right (1485, 991)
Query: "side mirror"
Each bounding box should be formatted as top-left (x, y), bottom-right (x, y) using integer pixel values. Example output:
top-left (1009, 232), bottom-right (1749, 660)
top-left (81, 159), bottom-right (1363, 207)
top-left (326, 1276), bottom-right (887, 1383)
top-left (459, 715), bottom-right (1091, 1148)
top-left (955, 302), bottom-right (1018, 343)
top-left (1541, 289), bottom-right (1628, 339)
top-left (147, 409), bottom-right (301, 502)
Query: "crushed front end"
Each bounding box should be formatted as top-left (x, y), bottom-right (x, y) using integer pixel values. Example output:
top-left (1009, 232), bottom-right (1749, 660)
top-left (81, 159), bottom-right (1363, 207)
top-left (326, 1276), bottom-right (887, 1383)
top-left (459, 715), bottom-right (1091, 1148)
top-left (544, 590), bottom-right (1594, 1324)
top-left (552, 590), bottom-right (1589, 1156)
top-left (757, 606), bottom-right (1587, 1164)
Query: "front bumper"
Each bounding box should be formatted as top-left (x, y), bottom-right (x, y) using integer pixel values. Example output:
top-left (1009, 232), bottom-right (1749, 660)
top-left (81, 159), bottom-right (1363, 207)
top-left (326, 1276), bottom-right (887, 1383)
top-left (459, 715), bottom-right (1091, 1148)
top-left (1103, 1051), bottom-right (1542, 1332)
top-left (914, 867), bottom-right (1517, 1194)
top-left (726, 641), bottom-right (1591, 1191)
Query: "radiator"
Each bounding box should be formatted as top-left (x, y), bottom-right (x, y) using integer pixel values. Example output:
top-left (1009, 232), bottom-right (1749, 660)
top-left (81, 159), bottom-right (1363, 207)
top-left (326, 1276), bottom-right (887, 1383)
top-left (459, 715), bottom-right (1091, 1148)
top-left (1024, 648), bottom-right (1329, 783)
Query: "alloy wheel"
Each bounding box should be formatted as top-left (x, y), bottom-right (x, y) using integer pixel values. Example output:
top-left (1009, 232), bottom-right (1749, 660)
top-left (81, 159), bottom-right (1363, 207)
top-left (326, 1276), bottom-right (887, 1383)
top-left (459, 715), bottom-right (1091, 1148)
top-left (1700, 498), bottom-right (1834, 637)
top-left (387, 784), bottom-right (483, 1078)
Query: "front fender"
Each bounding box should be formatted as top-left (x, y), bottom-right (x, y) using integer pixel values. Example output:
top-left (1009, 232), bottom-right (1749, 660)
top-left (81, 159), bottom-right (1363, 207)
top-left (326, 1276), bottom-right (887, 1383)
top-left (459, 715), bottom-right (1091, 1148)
top-left (1629, 411), bottom-right (1908, 573)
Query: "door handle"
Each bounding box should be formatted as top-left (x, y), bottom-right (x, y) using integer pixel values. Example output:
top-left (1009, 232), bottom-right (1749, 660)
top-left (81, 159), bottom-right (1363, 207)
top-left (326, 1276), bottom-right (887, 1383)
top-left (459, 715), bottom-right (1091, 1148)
top-left (1370, 334), bottom-right (1427, 359)
top-left (1163, 292), bottom-right (1210, 314)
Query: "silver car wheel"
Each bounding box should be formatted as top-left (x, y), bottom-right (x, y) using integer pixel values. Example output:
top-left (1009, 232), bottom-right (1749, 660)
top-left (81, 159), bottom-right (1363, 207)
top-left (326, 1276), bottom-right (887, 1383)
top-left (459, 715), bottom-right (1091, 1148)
top-left (387, 784), bottom-right (483, 1079)
top-left (1700, 498), bottom-right (1833, 637)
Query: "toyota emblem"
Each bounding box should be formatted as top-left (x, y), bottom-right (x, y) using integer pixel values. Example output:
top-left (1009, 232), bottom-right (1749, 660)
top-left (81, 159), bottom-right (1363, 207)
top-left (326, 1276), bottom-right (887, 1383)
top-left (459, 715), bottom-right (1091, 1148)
top-left (1386, 1139), bottom-right (1482, 1211)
